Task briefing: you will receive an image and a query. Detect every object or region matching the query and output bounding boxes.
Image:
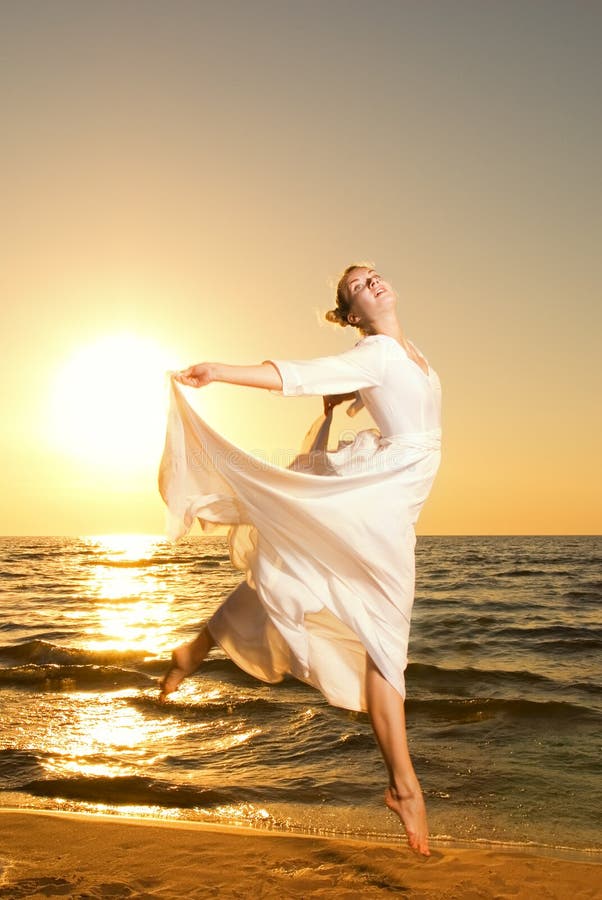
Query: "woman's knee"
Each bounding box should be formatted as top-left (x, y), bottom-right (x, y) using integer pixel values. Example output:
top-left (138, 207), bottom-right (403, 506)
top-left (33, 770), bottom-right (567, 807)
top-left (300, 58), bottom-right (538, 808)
top-left (366, 653), bottom-right (385, 680)
top-left (203, 621), bottom-right (216, 648)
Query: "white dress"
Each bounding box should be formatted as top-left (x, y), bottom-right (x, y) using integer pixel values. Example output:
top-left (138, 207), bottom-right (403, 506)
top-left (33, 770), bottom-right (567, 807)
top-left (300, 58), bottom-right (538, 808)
top-left (158, 333), bottom-right (442, 712)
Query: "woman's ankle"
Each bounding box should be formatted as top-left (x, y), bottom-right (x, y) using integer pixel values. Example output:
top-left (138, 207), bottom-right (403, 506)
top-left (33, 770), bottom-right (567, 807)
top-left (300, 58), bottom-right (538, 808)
top-left (389, 775), bottom-right (422, 800)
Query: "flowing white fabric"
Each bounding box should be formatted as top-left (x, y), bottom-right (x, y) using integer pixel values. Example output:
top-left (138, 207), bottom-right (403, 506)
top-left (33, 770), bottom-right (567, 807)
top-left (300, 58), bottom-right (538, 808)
top-left (158, 334), bottom-right (442, 712)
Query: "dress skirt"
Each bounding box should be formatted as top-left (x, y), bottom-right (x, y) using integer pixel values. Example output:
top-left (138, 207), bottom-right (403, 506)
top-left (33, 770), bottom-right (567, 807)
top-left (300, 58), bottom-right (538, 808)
top-left (158, 376), bottom-right (442, 713)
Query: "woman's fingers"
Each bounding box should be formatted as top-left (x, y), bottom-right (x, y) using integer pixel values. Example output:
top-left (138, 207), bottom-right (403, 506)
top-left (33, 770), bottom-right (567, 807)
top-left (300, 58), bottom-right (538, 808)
top-left (174, 365), bottom-right (196, 379)
top-left (174, 373), bottom-right (197, 386)
top-left (173, 370), bottom-right (207, 388)
top-left (173, 363), bottom-right (212, 389)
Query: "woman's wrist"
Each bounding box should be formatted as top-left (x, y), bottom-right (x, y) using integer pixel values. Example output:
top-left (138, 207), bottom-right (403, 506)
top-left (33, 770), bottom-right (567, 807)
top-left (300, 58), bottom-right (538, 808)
top-left (208, 362), bottom-right (223, 383)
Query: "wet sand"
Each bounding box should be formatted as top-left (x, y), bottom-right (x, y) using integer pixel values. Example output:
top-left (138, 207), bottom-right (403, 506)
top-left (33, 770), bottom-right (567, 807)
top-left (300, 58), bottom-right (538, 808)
top-left (0, 809), bottom-right (599, 898)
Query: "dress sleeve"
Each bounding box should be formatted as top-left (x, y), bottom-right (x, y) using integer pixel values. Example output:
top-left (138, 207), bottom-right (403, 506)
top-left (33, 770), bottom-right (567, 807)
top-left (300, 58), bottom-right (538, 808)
top-left (263, 337), bottom-right (387, 397)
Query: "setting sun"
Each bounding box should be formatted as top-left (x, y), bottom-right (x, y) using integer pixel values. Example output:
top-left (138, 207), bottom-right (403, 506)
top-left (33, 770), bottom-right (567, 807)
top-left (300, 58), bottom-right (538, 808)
top-left (47, 333), bottom-right (179, 471)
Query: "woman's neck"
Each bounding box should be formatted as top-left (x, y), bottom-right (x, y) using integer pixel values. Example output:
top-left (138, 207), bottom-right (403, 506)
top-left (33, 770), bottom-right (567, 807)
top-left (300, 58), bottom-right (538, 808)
top-left (363, 321), bottom-right (408, 348)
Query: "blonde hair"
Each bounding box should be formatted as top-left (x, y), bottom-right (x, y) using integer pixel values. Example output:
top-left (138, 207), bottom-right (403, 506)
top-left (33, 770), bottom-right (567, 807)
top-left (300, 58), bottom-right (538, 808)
top-left (325, 260), bottom-right (376, 334)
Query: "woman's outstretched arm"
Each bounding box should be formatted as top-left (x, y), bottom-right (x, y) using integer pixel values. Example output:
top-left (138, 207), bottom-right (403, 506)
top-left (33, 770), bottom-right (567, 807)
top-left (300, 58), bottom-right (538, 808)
top-left (175, 338), bottom-right (386, 396)
top-left (174, 362), bottom-right (360, 418)
top-left (174, 361), bottom-right (283, 391)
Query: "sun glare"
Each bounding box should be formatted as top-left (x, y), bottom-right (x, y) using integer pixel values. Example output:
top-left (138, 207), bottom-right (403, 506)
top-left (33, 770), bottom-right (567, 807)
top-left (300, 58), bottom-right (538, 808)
top-left (48, 333), bottom-right (180, 470)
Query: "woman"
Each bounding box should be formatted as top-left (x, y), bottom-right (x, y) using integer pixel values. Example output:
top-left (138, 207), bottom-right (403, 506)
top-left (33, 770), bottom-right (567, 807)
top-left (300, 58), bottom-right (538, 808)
top-left (157, 262), bottom-right (442, 857)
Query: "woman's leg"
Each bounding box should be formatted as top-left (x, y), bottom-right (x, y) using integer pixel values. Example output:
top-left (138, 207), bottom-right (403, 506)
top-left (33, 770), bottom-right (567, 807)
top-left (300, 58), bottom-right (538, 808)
top-left (365, 654), bottom-right (430, 856)
top-left (158, 576), bottom-right (285, 701)
top-left (158, 622), bottom-right (216, 701)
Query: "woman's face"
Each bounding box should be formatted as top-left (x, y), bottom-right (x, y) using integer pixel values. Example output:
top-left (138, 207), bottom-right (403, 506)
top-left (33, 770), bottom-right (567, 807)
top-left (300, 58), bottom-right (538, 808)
top-left (344, 267), bottom-right (397, 325)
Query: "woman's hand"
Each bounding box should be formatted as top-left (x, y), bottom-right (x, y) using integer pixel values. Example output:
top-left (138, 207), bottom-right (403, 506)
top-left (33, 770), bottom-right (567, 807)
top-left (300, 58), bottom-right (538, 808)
top-left (172, 361), bottom-right (282, 391)
top-left (322, 391), bottom-right (358, 416)
top-left (173, 363), bottom-right (215, 388)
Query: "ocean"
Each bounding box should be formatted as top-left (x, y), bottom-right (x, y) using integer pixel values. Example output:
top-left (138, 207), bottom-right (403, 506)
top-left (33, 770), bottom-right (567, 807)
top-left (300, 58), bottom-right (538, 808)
top-left (0, 534), bottom-right (600, 859)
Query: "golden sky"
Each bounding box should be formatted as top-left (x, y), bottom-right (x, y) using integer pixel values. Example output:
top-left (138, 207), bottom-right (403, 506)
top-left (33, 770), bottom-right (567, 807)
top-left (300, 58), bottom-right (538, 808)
top-left (1, 1), bottom-right (600, 536)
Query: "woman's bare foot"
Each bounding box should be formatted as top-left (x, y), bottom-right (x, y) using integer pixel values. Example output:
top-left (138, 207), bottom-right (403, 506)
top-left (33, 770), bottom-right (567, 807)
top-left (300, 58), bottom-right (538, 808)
top-left (384, 784), bottom-right (431, 857)
top-left (158, 642), bottom-right (201, 701)
top-left (158, 625), bottom-right (215, 702)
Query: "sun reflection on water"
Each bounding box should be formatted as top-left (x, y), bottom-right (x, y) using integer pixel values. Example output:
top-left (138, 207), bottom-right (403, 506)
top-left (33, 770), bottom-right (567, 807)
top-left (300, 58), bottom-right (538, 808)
top-left (198, 727), bottom-right (263, 754)
top-left (84, 533), bottom-right (168, 561)
top-left (35, 693), bottom-right (186, 790)
top-left (204, 803), bottom-right (273, 826)
top-left (81, 533), bottom-right (177, 656)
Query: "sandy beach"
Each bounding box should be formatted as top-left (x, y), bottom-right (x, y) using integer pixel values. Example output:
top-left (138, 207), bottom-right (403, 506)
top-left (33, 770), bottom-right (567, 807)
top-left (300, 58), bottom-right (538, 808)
top-left (0, 809), bottom-right (599, 899)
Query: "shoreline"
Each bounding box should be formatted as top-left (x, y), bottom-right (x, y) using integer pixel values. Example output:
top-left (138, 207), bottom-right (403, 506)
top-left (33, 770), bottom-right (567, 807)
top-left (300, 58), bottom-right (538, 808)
top-left (2, 803), bottom-right (601, 864)
top-left (1, 803), bottom-right (600, 864)
top-left (1, 808), bottom-right (600, 899)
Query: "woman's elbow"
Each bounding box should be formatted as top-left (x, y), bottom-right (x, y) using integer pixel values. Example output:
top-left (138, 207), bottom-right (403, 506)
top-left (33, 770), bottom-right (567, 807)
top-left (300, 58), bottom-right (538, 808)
top-left (261, 360), bottom-right (284, 391)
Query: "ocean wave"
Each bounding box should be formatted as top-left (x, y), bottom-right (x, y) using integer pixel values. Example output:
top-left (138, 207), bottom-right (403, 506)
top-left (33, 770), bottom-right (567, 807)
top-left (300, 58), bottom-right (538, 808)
top-left (86, 556), bottom-right (179, 568)
top-left (0, 748), bottom-right (48, 789)
top-left (563, 588), bottom-right (601, 602)
top-left (0, 641), bottom-right (294, 682)
top-left (0, 639), bottom-right (151, 667)
top-left (3, 661), bottom-right (595, 725)
top-left (0, 663), bottom-right (153, 690)
top-left (8, 551), bottom-right (46, 561)
top-left (336, 731), bottom-right (375, 750)
top-left (405, 695), bottom-right (600, 724)
top-left (489, 623), bottom-right (602, 644)
top-left (82, 552), bottom-right (230, 568)
top-left (492, 568), bottom-right (548, 576)
top-left (16, 773), bottom-right (366, 807)
top-left (2, 641), bottom-right (600, 712)
top-left (406, 661), bottom-right (601, 698)
top-left (131, 692), bottom-right (288, 721)
top-left (530, 637), bottom-right (602, 653)
top-left (19, 775), bottom-right (234, 808)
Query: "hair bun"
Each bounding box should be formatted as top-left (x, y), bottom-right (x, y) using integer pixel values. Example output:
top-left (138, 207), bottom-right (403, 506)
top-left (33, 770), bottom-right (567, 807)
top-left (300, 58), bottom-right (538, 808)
top-left (325, 307), bottom-right (348, 327)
